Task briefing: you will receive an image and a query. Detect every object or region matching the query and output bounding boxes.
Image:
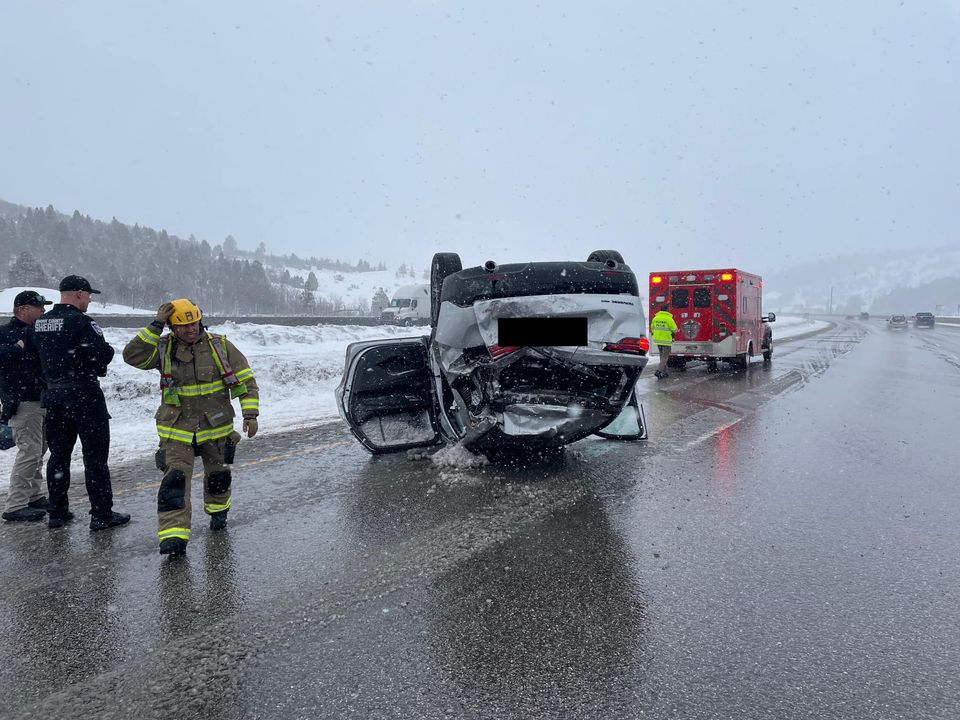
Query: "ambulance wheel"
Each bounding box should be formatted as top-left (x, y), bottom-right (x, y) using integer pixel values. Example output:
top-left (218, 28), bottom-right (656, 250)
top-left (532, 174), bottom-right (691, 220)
top-left (707, 360), bottom-right (718, 373)
top-left (587, 250), bottom-right (625, 265)
top-left (430, 253), bottom-right (462, 328)
top-left (763, 343), bottom-right (773, 362)
top-left (666, 357), bottom-right (687, 370)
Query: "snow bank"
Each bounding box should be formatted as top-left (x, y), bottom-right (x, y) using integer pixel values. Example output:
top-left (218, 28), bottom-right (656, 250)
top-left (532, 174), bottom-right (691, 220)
top-left (0, 287), bottom-right (153, 315)
top-left (0, 322), bottom-right (421, 491)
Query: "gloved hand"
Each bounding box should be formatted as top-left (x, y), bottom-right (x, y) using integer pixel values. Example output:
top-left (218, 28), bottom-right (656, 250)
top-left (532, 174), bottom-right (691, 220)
top-left (154, 302), bottom-right (176, 325)
top-left (243, 417), bottom-right (258, 438)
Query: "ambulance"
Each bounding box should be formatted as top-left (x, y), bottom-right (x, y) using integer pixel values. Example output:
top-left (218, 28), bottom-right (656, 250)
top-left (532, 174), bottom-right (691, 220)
top-left (648, 268), bottom-right (775, 371)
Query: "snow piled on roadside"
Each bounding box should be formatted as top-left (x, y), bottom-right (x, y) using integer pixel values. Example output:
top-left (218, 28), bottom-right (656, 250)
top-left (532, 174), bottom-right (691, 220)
top-left (0, 322), bottom-right (422, 491)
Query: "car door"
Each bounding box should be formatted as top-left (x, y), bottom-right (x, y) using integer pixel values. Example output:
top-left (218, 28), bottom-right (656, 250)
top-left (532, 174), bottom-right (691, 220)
top-left (336, 336), bottom-right (441, 453)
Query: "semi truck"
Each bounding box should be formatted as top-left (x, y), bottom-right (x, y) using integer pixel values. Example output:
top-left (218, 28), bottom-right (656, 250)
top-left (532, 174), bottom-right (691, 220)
top-left (648, 268), bottom-right (775, 371)
top-left (380, 284), bottom-right (430, 325)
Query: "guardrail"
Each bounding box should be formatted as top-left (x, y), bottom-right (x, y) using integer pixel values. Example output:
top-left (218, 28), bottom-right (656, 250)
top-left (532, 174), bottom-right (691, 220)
top-left (0, 314), bottom-right (394, 328)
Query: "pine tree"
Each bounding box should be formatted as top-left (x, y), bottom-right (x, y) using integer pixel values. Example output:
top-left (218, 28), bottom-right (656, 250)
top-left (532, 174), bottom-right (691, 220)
top-left (371, 287), bottom-right (390, 315)
top-left (305, 271), bottom-right (319, 291)
top-left (8, 251), bottom-right (47, 287)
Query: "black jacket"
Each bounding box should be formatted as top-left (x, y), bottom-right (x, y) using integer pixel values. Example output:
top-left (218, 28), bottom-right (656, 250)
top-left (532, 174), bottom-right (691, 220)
top-left (26, 304), bottom-right (114, 401)
top-left (0, 318), bottom-right (46, 420)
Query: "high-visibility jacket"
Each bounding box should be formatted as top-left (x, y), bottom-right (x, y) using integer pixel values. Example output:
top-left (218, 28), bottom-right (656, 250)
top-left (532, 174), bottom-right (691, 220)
top-left (123, 324), bottom-right (259, 444)
top-left (650, 310), bottom-right (679, 346)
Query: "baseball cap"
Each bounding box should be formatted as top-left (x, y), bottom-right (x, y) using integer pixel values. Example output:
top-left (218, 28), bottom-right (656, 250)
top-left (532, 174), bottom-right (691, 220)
top-left (13, 290), bottom-right (53, 308)
top-left (58, 275), bottom-right (101, 294)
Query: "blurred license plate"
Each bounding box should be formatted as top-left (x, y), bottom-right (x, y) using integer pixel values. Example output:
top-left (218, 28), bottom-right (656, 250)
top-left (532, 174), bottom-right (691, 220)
top-left (498, 317), bottom-right (588, 346)
top-left (684, 345), bottom-right (699, 351)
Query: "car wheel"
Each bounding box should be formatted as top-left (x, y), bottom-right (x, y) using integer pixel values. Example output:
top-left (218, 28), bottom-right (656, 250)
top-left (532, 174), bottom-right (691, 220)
top-left (587, 249), bottom-right (626, 265)
top-left (430, 252), bottom-right (462, 329)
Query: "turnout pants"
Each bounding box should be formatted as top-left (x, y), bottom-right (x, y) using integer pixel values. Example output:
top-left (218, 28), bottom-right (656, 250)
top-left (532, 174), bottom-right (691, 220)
top-left (156, 435), bottom-right (233, 545)
top-left (45, 389), bottom-right (113, 517)
top-left (4, 401), bottom-right (47, 513)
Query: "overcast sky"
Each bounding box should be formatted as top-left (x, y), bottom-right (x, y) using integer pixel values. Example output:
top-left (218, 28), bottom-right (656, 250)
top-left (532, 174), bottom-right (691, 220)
top-left (1, 1), bottom-right (958, 273)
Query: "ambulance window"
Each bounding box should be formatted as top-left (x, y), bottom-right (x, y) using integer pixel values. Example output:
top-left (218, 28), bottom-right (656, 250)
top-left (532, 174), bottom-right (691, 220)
top-left (671, 289), bottom-right (689, 307)
top-left (693, 288), bottom-right (711, 308)
top-left (742, 297), bottom-right (748, 313)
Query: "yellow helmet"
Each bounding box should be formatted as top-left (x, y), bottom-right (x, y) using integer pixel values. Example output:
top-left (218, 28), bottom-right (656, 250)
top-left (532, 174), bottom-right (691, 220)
top-left (169, 298), bottom-right (202, 325)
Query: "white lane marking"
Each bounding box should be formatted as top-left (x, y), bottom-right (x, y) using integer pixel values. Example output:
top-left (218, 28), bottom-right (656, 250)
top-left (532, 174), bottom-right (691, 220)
top-left (678, 417), bottom-right (744, 452)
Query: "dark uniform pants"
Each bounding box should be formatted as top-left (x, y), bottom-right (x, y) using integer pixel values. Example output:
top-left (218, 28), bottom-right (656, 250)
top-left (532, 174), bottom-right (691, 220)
top-left (45, 388), bottom-right (113, 517)
top-left (156, 435), bottom-right (233, 544)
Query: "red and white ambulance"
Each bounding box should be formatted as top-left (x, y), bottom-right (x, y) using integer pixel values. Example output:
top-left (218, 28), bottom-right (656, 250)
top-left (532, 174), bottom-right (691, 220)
top-left (648, 268), bottom-right (775, 371)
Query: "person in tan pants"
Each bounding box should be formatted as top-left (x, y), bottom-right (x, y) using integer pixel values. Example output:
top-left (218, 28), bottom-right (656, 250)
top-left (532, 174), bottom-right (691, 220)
top-left (1, 291), bottom-right (53, 522)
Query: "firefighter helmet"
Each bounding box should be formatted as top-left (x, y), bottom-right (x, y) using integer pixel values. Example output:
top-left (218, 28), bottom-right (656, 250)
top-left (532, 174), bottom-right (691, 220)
top-left (169, 298), bottom-right (203, 325)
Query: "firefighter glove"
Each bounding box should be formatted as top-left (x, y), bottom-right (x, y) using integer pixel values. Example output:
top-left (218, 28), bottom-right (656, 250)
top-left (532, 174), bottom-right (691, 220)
top-left (243, 417), bottom-right (258, 438)
top-left (154, 302), bottom-right (176, 325)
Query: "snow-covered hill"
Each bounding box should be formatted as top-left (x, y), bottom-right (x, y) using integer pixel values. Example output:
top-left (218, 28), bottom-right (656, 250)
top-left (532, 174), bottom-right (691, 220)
top-left (764, 245), bottom-right (960, 315)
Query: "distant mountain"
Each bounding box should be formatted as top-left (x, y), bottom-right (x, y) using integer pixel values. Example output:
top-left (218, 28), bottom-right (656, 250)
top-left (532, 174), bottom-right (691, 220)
top-left (0, 199), bottom-right (386, 315)
top-left (765, 245), bottom-right (960, 315)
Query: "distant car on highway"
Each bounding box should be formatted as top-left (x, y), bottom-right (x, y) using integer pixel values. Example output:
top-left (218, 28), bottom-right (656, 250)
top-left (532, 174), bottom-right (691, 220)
top-left (337, 250), bottom-right (650, 455)
top-left (859, 311), bottom-right (870, 320)
top-left (914, 312), bottom-right (935, 329)
top-left (887, 314), bottom-right (908, 329)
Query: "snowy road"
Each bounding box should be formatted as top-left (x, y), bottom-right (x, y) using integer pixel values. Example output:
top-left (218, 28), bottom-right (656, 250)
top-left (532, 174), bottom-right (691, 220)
top-left (3, 317), bottom-right (959, 719)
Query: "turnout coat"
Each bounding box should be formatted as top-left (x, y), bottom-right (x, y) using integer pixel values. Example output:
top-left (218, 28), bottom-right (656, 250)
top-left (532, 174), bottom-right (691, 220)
top-left (123, 323), bottom-right (259, 444)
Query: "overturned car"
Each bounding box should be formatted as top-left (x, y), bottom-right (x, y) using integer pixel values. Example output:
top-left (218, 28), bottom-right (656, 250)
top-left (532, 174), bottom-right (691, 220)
top-left (336, 251), bottom-right (650, 455)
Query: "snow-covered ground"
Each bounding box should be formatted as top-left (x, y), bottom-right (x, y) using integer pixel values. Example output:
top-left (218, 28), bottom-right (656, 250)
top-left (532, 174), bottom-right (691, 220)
top-left (0, 314), bottom-right (826, 492)
top-left (0, 286), bottom-right (153, 315)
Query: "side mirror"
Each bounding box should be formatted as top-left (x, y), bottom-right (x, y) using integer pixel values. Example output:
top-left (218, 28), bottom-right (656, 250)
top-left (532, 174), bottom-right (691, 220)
top-left (764, 312), bottom-right (776, 323)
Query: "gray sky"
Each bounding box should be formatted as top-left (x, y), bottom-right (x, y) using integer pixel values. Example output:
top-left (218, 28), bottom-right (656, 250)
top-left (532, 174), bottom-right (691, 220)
top-left (2, 1), bottom-right (958, 273)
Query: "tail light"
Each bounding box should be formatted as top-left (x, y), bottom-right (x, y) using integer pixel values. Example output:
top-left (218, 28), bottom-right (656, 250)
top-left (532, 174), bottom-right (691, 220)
top-left (488, 344), bottom-right (520, 358)
top-left (604, 337), bottom-right (649, 355)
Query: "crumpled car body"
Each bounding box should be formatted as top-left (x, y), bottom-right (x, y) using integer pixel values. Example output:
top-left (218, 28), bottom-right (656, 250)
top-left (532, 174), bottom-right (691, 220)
top-left (336, 255), bottom-right (650, 455)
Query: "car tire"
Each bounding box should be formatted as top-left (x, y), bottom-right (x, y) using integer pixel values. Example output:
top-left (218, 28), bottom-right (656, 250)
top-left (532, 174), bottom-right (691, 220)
top-left (430, 252), bottom-right (462, 329)
top-left (587, 250), bottom-right (625, 265)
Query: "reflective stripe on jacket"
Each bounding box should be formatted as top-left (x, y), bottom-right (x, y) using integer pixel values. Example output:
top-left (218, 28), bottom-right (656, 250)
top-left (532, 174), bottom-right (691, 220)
top-left (650, 310), bottom-right (679, 346)
top-left (123, 327), bottom-right (259, 444)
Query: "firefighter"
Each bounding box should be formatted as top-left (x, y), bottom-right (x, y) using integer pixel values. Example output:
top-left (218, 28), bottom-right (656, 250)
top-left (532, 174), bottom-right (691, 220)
top-left (122, 299), bottom-right (260, 557)
top-left (650, 304), bottom-right (678, 379)
top-left (27, 276), bottom-right (130, 530)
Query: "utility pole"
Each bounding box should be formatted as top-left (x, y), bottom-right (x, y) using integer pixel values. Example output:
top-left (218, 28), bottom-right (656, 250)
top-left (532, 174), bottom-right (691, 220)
top-left (828, 287), bottom-right (834, 315)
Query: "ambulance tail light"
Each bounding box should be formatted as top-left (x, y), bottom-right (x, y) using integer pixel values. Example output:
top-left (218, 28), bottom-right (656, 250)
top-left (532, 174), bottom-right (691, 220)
top-left (604, 337), bottom-right (649, 356)
top-left (720, 273), bottom-right (733, 281)
top-left (651, 276), bottom-right (663, 285)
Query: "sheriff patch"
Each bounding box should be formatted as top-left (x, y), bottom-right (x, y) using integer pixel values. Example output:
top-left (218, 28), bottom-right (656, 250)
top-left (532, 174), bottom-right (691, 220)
top-left (90, 321), bottom-right (104, 336)
top-left (34, 318), bottom-right (64, 332)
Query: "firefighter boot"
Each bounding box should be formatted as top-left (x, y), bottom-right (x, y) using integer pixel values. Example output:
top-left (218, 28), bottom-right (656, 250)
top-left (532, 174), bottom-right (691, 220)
top-left (209, 510), bottom-right (228, 531)
top-left (159, 538), bottom-right (187, 557)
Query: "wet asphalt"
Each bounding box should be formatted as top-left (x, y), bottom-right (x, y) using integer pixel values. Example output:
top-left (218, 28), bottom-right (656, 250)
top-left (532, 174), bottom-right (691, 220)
top-left (1, 319), bottom-right (958, 719)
